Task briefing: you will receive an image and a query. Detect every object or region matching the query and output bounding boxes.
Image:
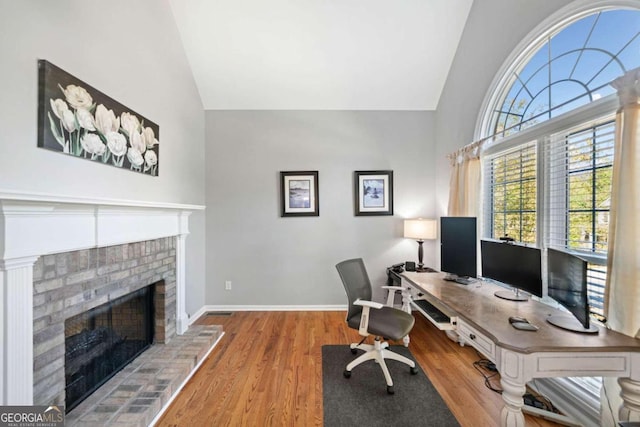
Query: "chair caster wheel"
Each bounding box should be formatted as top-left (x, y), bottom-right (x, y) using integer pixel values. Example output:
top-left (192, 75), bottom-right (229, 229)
top-left (387, 385), bottom-right (394, 395)
top-left (343, 370), bottom-right (351, 378)
top-left (410, 367), bottom-right (419, 375)
top-left (351, 348), bottom-right (358, 354)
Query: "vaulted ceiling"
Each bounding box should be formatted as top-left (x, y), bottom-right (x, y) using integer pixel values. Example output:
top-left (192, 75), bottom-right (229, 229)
top-left (169, 0), bottom-right (473, 110)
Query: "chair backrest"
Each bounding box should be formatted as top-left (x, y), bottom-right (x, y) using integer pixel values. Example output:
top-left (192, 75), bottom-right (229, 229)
top-left (335, 258), bottom-right (373, 322)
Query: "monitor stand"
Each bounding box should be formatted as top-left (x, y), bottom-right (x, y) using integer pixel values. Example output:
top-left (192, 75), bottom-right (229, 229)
top-left (443, 274), bottom-right (475, 286)
top-left (547, 315), bottom-right (599, 334)
top-left (494, 288), bottom-right (529, 302)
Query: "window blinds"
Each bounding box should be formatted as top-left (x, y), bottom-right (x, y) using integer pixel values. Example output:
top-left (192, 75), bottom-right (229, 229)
top-left (482, 142), bottom-right (537, 244)
top-left (544, 118), bottom-right (615, 317)
top-left (545, 119), bottom-right (615, 255)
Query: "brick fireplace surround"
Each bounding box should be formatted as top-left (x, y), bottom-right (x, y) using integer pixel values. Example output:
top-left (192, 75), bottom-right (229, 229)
top-left (0, 192), bottom-right (205, 407)
top-left (33, 237), bottom-right (176, 406)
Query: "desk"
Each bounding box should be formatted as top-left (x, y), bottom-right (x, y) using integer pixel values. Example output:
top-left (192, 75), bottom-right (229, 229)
top-left (399, 271), bottom-right (640, 427)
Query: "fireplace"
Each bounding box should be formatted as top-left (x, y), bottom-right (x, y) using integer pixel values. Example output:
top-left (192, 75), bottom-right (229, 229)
top-left (65, 284), bottom-right (155, 412)
top-left (0, 196), bottom-right (196, 406)
top-left (31, 238), bottom-right (178, 408)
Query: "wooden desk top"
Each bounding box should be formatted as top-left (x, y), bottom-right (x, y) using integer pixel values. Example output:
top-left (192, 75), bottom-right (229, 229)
top-left (402, 271), bottom-right (640, 354)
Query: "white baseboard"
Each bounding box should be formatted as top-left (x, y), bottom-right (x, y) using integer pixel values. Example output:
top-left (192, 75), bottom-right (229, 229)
top-left (188, 306), bottom-right (210, 325)
top-left (192, 304), bottom-right (346, 319)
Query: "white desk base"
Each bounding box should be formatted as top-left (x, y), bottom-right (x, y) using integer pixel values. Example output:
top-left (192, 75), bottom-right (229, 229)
top-left (399, 273), bottom-right (640, 427)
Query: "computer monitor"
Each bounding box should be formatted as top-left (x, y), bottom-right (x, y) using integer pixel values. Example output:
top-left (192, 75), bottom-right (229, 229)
top-left (480, 239), bottom-right (542, 301)
top-left (440, 217), bottom-right (477, 284)
top-left (546, 248), bottom-right (598, 334)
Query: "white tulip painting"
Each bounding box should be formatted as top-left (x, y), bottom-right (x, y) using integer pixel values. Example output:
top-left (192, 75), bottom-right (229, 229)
top-left (37, 60), bottom-right (160, 176)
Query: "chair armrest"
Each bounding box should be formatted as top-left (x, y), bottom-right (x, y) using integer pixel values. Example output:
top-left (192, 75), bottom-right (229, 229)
top-left (353, 299), bottom-right (384, 336)
top-left (381, 286), bottom-right (404, 306)
top-left (354, 299), bottom-right (384, 309)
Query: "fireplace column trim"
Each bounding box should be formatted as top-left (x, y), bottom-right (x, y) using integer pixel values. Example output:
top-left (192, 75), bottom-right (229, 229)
top-left (0, 256), bottom-right (38, 405)
top-left (176, 212), bottom-right (191, 335)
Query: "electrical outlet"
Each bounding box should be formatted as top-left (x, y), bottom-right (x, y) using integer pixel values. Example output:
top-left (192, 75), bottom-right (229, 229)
top-left (225, 280), bottom-right (232, 290)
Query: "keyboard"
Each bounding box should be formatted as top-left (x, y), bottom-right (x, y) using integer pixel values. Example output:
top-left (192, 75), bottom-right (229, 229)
top-left (412, 299), bottom-right (450, 323)
top-left (454, 277), bottom-right (475, 286)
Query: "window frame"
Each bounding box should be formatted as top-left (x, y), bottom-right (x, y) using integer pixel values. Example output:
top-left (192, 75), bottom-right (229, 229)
top-left (474, 0), bottom-right (640, 140)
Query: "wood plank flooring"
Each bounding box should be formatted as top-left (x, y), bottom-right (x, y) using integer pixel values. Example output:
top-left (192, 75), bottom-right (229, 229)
top-left (157, 311), bottom-right (561, 427)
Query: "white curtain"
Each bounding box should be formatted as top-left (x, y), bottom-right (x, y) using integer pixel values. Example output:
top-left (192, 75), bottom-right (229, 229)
top-left (601, 67), bottom-right (640, 427)
top-left (605, 67), bottom-right (640, 339)
top-left (447, 143), bottom-right (482, 217)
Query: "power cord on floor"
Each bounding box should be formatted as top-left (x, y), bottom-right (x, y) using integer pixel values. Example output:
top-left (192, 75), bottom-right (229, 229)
top-left (473, 355), bottom-right (559, 414)
top-left (473, 357), bottom-right (502, 394)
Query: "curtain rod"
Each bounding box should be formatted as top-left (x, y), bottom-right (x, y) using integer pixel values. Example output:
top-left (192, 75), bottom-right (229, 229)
top-left (448, 71), bottom-right (631, 161)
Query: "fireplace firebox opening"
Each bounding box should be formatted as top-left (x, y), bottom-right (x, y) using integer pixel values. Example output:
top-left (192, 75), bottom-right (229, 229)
top-left (64, 284), bottom-right (155, 413)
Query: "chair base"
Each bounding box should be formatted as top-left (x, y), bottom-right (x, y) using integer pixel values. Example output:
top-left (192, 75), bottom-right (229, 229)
top-left (345, 337), bottom-right (417, 392)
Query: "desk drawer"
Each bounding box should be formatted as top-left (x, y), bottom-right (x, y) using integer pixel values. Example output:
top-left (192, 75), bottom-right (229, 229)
top-left (458, 320), bottom-right (495, 360)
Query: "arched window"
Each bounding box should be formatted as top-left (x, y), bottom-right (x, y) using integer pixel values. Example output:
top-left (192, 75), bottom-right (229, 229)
top-left (485, 7), bottom-right (640, 138)
top-left (479, 3), bottom-right (639, 318)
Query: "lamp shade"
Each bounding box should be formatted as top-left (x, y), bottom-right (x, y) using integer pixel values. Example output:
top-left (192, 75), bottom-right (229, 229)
top-left (404, 218), bottom-right (437, 240)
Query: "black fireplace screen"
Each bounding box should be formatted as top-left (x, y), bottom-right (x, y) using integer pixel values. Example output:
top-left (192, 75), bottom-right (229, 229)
top-left (65, 285), bottom-right (154, 412)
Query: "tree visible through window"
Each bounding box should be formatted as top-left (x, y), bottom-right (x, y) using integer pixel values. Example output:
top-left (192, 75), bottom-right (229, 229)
top-left (487, 144), bottom-right (537, 244)
top-left (565, 121), bottom-right (613, 254)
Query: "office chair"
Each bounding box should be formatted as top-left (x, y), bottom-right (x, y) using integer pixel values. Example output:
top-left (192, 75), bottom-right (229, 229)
top-left (335, 258), bottom-right (418, 394)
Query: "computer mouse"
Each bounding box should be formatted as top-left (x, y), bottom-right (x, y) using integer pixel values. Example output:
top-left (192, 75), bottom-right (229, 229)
top-left (512, 322), bottom-right (539, 331)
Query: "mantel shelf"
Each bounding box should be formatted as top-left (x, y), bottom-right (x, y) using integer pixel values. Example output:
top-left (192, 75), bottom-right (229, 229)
top-left (0, 189), bottom-right (205, 211)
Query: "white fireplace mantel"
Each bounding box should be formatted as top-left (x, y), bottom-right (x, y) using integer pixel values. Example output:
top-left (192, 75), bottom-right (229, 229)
top-left (0, 190), bottom-right (205, 405)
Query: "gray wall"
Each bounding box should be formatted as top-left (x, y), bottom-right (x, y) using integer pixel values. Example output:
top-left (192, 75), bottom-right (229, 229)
top-left (0, 0), bottom-right (206, 316)
top-left (205, 111), bottom-right (436, 306)
top-left (434, 0), bottom-right (574, 215)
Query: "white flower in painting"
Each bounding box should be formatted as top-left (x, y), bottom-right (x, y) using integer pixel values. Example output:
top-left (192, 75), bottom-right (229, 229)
top-left (61, 109), bottom-right (77, 132)
top-left (59, 84), bottom-right (93, 110)
top-left (80, 133), bottom-right (106, 155)
top-left (106, 131), bottom-right (127, 156)
top-left (144, 149), bottom-right (157, 168)
top-left (120, 112), bottom-right (140, 137)
top-left (49, 98), bottom-right (69, 119)
top-left (142, 127), bottom-right (157, 149)
top-left (94, 104), bottom-right (120, 135)
top-left (127, 147), bottom-right (144, 167)
top-left (76, 108), bottom-right (96, 131)
top-left (130, 130), bottom-right (146, 154)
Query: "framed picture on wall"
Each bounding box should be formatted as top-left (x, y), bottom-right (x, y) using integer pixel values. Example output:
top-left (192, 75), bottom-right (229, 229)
top-left (280, 171), bottom-right (319, 217)
top-left (354, 170), bottom-right (393, 216)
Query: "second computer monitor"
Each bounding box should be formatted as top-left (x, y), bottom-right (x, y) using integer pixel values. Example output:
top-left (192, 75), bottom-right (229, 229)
top-left (481, 239), bottom-right (542, 300)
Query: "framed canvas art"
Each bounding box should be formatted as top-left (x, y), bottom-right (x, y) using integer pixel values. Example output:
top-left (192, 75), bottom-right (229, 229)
top-left (280, 171), bottom-right (319, 217)
top-left (37, 59), bottom-right (160, 176)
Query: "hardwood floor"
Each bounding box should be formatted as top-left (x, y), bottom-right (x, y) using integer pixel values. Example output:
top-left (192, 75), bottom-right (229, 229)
top-left (157, 311), bottom-right (561, 427)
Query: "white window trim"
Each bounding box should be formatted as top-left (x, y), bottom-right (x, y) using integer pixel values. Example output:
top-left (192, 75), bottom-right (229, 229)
top-left (482, 94), bottom-right (618, 158)
top-left (474, 0), bottom-right (640, 141)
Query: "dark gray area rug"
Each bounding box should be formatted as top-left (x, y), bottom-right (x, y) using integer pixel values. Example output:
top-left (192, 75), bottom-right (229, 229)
top-left (322, 345), bottom-right (460, 427)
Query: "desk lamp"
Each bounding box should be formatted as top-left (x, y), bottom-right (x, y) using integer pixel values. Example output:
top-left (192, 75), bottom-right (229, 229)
top-left (404, 218), bottom-right (437, 272)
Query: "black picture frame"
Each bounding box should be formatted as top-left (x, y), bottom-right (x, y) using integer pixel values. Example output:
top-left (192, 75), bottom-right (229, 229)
top-left (354, 170), bottom-right (394, 216)
top-left (280, 171), bottom-right (319, 217)
top-left (37, 59), bottom-right (160, 176)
